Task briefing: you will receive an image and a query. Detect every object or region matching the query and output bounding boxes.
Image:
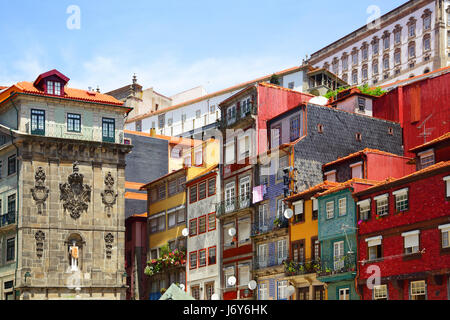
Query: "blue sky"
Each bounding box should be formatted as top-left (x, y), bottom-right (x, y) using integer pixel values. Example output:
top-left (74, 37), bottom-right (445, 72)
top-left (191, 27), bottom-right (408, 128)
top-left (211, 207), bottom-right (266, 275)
top-left (0, 0), bottom-right (406, 96)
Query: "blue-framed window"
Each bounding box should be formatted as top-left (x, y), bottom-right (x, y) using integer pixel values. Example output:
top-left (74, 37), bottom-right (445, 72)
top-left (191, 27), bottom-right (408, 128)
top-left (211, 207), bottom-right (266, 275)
top-left (102, 118), bottom-right (115, 142)
top-left (67, 113), bottom-right (81, 132)
top-left (31, 109), bottom-right (45, 135)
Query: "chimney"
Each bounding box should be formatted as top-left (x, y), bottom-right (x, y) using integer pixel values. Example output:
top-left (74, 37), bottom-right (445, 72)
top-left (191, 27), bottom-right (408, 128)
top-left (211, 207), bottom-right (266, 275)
top-left (150, 128), bottom-right (156, 137)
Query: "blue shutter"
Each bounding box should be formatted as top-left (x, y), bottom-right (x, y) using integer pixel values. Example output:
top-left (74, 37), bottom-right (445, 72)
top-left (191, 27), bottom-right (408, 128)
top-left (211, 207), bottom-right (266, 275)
top-left (268, 242), bottom-right (276, 266)
top-left (269, 279), bottom-right (275, 299)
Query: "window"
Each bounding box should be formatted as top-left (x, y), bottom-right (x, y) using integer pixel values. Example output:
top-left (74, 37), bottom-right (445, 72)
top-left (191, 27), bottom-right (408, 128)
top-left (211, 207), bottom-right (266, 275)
top-left (190, 286), bottom-right (200, 300)
top-left (239, 176), bottom-right (251, 208)
top-left (373, 60), bottom-right (379, 75)
top-left (208, 178), bottom-right (216, 196)
top-left (150, 187), bottom-right (158, 203)
top-left (224, 223), bottom-right (235, 247)
top-left (210, 105), bottom-right (215, 114)
top-left (277, 280), bottom-right (288, 300)
top-left (277, 239), bottom-right (288, 264)
top-left (394, 188), bottom-right (409, 212)
top-left (0, 160), bottom-right (2, 179)
top-left (352, 70), bottom-right (358, 84)
top-left (362, 65), bottom-right (368, 80)
top-left (408, 22), bottom-right (416, 37)
top-left (314, 286), bottom-right (325, 300)
top-left (394, 49), bottom-right (401, 65)
top-left (208, 213), bottom-right (216, 231)
top-left (238, 135), bottom-right (250, 160)
top-left (366, 236), bottom-right (382, 261)
top-left (149, 212), bottom-right (165, 234)
top-left (260, 164), bottom-right (270, 185)
top-left (383, 35), bottom-right (390, 50)
top-left (410, 280), bottom-right (426, 300)
top-left (375, 194), bottom-right (389, 216)
top-left (208, 246), bottom-right (216, 265)
top-left (271, 126), bottom-right (281, 148)
top-left (189, 251), bottom-right (198, 269)
top-left (358, 199), bottom-right (371, 221)
top-left (338, 198), bottom-right (347, 216)
top-left (298, 287), bottom-right (309, 300)
top-left (258, 203), bottom-right (269, 229)
top-left (198, 249), bottom-right (206, 267)
top-left (168, 211), bottom-right (177, 229)
top-left (334, 241), bottom-right (344, 270)
top-left (198, 182), bottom-right (207, 200)
top-left (312, 238), bottom-right (320, 262)
top-left (225, 140), bottom-right (235, 165)
top-left (277, 156), bottom-right (289, 180)
top-left (423, 14), bottom-right (431, 30)
top-left (439, 224), bottom-right (450, 249)
top-left (312, 198), bottom-right (319, 220)
top-left (394, 30), bottom-right (401, 44)
top-left (258, 244), bottom-right (268, 267)
top-left (31, 109), bottom-right (45, 135)
top-left (373, 285), bottom-right (388, 300)
top-left (241, 97), bottom-right (252, 115)
top-left (288, 82), bottom-right (295, 89)
top-left (362, 46), bottom-right (368, 61)
top-left (292, 240), bottom-right (305, 263)
top-left (351, 162), bottom-right (363, 178)
top-left (7, 155), bottom-right (16, 176)
top-left (189, 218), bottom-right (197, 237)
top-left (226, 106), bottom-right (236, 124)
top-left (8, 194), bottom-right (15, 214)
top-left (339, 288), bottom-right (350, 300)
top-left (342, 55), bottom-right (348, 71)
top-left (402, 230), bottom-right (420, 254)
top-left (356, 133), bottom-right (362, 142)
top-left (259, 283), bottom-right (268, 300)
top-left (419, 150), bottom-right (434, 169)
top-left (67, 113), bottom-right (81, 133)
top-left (372, 40), bottom-right (379, 55)
top-left (325, 170), bottom-right (336, 182)
top-left (238, 218), bottom-right (250, 243)
top-left (205, 282), bottom-right (214, 300)
top-left (423, 34), bottom-right (431, 51)
top-left (189, 185), bottom-right (197, 203)
top-left (444, 176), bottom-right (450, 199)
top-left (235, 264), bottom-right (250, 288)
top-left (47, 80), bottom-right (54, 94)
top-left (290, 115), bottom-right (301, 142)
top-left (184, 153), bottom-right (192, 168)
top-left (408, 42), bottom-right (416, 58)
top-left (168, 180), bottom-right (177, 197)
top-left (6, 238), bottom-right (15, 262)
top-left (383, 55), bottom-right (389, 70)
top-left (225, 182), bottom-right (235, 212)
top-left (293, 200), bottom-right (304, 223)
top-left (277, 198), bottom-right (285, 219)
top-left (351, 51), bottom-right (358, 65)
top-left (102, 118), bottom-right (115, 142)
top-left (326, 201), bottom-right (334, 219)
top-left (198, 215), bottom-right (207, 234)
top-left (158, 184), bottom-right (166, 200)
top-left (194, 148), bottom-right (203, 166)
top-left (224, 266), bottom-right (235, 288)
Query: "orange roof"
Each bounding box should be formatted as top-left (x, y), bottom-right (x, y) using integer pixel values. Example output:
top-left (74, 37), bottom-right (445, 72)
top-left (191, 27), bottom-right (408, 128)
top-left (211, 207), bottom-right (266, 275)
top-left (126, 65), bottom-right (308, 123)
top-left (323, 148), bottom-right (408, 169)
top-left (125, 191), bottom-right (147, 201)
top-left (14, 81), bottom-right (125, 106)
top-left (284, 180), bottom-right (340, 202)
top-left (125, 181), bottom-right (146, 190)
top-left (0, 86), bottom-right (7, 90)
top-left (140, 167), bottom-right (187, 190)
top-left (258, 82), bottom-right (314, 97)
top-left (354, 161), bottom-right (450, 196)
top-left (317, 178), bottom-right (379, 197)
top-left (409, 132), bottom-right (450, 153)
top-left (124, 129), bottom-right (203, 146)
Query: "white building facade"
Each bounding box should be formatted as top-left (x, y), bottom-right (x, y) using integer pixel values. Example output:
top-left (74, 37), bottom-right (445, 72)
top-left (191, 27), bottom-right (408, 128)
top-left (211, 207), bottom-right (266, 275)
top-left (186, 167), bottom-right (221, 300)
top-left (308, 0), bottom-right (450, 87)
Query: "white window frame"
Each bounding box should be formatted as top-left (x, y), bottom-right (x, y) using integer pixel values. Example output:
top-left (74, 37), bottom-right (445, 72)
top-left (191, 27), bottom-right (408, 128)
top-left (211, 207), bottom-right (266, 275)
top-left (410, 280), bottom-right (426, 300)
top-left (324, 170), bottom-right (336, 182)
top-left (350, 162), bottom-right (363, 179)
top-left (277, 239), bottom-right (288, 264)
top-left (277, 280), bottom-right (288, 300)
top-left (374, 194), bottom-right (389, 216)
top-left (402, 230), bottom-right (420, 254)
top-left (373, 284), bottom-right (388, 300)
top-left (338, 198), bottom-right (347, 216)
top-left (444, 176), bottom-right (450, 198)
top-left (224, 266), bottom-right (235, 288)
top-left (259, 282), bottom-right (268, 300)
top-left (326, 201), bottom-right (334, 219)
top-left (238, 263), bottom-right (250, 287)
top-left (225, 182), bottom-right (236, 213)
top-left (339, 288), bottom-right (350, 300)
top-left (393, 188), bottom-right (409, 212)
top-left (334, 241), bottom-right (344, 270)
top-left (225, 140), bottom-right (235, 165)
top-left (358, 199), bottom-right (371, 221)
top-left (439, 224), bottom-right (450, 249)
top-left (238, 217), bottom-right (251, 244)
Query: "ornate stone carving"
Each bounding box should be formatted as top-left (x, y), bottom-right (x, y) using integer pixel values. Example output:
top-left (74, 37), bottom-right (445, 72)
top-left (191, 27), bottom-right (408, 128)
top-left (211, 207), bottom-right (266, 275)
top-left (104, 233), bottom-right (114, 259)
top-left (31, 167), bottom-right (49, 214)
top-left (35, 231), bottom-right (45, 258)
top-left (101, 172), bottom-right (118, 216)
top-left (59, 162), bottom-right (92, 220)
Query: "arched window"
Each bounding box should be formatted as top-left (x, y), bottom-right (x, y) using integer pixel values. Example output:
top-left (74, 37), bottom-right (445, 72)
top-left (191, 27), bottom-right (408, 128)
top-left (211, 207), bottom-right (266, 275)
top-left (424, 68), bottom-right (430, 74)
top-left (66, 233), bottom-right (85, 272)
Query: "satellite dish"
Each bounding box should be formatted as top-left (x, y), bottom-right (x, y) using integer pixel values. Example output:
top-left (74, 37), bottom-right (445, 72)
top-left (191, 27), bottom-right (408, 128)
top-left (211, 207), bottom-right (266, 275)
top-left (287, 285), bottom-right (295, 297)
top-left (211, 293), bottom-right (220, 300)
top-left (179, 283), bottom-right (185, 291)
top-left (284, 208), bottom-right (294, 219)
top-left (228, 228), bottom-right (236, 237)
top-left (248, 280), bottom-right (257, 290)
top-left (182, 228), bottom-right (189, 237)
top-left (227, 276), bottom-right (236, 286)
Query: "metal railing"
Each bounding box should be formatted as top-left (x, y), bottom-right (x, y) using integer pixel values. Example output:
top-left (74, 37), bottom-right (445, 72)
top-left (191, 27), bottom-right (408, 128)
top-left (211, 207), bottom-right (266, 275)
top-left (251, 217), bottom-right (288, 237)
top-left (216, 193), bottom-right (252, 218)
top-left (0, 211), bottom-right (16, 228)
top-left (284, 259), bottom-right (322, 276)
top-left (220, 103), bottom-right (257, 128)
top-left (254, 256), bottom-right (287, 270)
top-left (316, 255), bottom-right (357, 277)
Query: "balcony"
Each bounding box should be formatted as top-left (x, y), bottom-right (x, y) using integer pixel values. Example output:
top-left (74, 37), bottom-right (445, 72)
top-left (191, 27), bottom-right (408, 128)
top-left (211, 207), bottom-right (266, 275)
top-left (0, 211), bottom-right (16, 228)
top-left (316, 255), bottom-right (357, 280)
top-left (284, 259), bottom-right (321, 276)
top-left (254, 256), bottom-right (286, 271)
top-left (251, 217), bottom-right (289, 238)
top-left (216, 193), bottom-right (252, 219)
top-left (219, 103), bottom-right (257, 129)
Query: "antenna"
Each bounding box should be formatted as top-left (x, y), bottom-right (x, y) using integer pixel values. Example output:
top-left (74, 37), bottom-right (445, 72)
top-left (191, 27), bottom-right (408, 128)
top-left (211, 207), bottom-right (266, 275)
top-left (417, 113), bottom-right (434, 144)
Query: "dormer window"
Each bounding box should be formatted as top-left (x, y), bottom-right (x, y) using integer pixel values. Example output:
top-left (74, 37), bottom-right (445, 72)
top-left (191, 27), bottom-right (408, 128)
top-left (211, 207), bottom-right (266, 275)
top-left (418, 149), bottom-right (434, 169)
top-left (46, 81), bottom-right (62, 96)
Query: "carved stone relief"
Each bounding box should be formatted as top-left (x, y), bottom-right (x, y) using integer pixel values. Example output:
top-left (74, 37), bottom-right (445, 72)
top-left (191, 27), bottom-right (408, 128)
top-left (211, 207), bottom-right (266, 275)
top-left (104, 233), bottom-right (114, 259)
top-left (101, 172), bottom-right (118, 216)
top-left (35, 230), bottom-right (45, 258)
top-left (31, 167), bottom-right (49, 215)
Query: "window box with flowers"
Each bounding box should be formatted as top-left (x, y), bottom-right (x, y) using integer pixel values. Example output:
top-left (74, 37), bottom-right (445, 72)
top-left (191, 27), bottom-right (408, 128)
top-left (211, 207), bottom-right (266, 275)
top-left (144, 248), bottom-right (186, 276)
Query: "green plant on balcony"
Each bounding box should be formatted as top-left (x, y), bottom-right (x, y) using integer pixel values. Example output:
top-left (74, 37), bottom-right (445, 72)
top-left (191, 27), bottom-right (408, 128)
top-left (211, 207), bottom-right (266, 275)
top-left (144, 245), bottom-right (186, 277)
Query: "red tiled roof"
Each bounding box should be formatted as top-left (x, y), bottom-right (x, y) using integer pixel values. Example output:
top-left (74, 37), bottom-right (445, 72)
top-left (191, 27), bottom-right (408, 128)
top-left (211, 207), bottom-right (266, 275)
top-left (317, 178), bottom-right (379, 197)
top-left (354, 161), bottom-right (450, 196)
top-left (323, 148), bottom-right (409, 169)
top-left (409, 132), bottom-right (450, 153)
top-left (124, 129), bottom-right (204, 146)
top-left (284, 181), bottom-right (340, 202)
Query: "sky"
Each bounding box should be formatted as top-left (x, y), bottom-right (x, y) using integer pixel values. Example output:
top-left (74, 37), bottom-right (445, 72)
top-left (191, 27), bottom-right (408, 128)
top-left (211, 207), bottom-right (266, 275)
top-left (0, 0), bottom-right (407, 96)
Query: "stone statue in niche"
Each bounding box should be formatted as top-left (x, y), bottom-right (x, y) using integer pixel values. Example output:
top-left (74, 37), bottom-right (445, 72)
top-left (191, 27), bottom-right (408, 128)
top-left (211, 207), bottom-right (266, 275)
top-left (59, 162), bottom-right (91, 220)
top-left (31, 167), bottom-right (49, 215)
top-left (101, 172), bottom-right (118, 216)
top-left (104, 233), bottom-right (114, 259)
top-left (69, 241), bottom-right (79, 271)
top-left (35, 230), bottom-right (45, 258)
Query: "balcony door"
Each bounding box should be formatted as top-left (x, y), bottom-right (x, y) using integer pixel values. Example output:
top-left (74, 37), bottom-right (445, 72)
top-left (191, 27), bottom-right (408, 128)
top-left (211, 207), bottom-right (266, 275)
top-left (225, 182), bottom-right (235, 213)
top-left (334, 241), bottom-right (345, 271)
top-left (239, 176), bottom-right (250, 209)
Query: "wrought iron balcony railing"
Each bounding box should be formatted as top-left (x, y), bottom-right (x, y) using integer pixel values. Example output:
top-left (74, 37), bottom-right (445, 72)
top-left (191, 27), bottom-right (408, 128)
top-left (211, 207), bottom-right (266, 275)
top-left (251, 217), bottom-right (289, 237)
top-left (254, 256), bottom-right (287, 270)
top-left (216, 193), bottom-right (252, 218)
top-left (316, 255), bottom-right (357, 277)
top-left (284, 259), bottom-right (322, 276)
top-left (219, 103), bottom-right (258, 129)
top-left (0, 211), bottom-right (16, 228)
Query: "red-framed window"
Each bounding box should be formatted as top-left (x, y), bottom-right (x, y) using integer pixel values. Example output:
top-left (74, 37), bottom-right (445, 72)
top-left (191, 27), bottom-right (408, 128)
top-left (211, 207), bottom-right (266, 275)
top-left (198, 215), bottom-right (207, 234)
top-left (198, 249), bottom-right (207, 267)
top-left (208, 212), bottom-right (216, 231)
top-left (198, 181), bottom-right (207, 200)
top-left (189, 185), bottom-right (198, 203)
top-left (189, 218), bottom-right (198, 237)
top-left (189, 251), bottom-right (198, 269)
top-left (208, 177), bottom-right (216, 196)
top-left (208, 246), bottom-right (217, 265)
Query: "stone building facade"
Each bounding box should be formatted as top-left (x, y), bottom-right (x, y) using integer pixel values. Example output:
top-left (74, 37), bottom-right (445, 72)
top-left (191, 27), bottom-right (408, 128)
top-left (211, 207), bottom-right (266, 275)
top-left (0, 70), bottom-right (132, 300)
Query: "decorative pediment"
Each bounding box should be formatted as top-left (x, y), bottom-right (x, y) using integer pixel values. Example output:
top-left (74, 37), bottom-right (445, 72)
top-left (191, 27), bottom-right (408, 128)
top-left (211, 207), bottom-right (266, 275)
top-left (59, 162), bottom-right (91, 220)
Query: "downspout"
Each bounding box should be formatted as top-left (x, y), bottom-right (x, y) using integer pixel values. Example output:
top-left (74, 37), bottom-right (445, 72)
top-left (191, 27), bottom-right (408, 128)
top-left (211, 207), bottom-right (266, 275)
top-left (352, 190), bottom-right (363, 300)
top-left (9, 93), bottom-right (20, 299)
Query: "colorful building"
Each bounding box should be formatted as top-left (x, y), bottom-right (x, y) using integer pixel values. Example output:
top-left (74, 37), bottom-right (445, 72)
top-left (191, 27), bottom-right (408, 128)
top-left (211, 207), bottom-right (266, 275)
top-left (283, 181), bottom-right (338, 300)
top-left (354, 133), bottom-right (450, 300)
top-left (316, 179), bottom-right (378, 300)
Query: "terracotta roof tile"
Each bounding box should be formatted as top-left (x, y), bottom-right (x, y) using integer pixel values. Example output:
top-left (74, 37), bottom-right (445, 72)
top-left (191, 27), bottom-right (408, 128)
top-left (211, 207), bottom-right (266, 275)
top-left (323, 148), bottom-right (408, 169)
top-left (317, 178), bottom-right (379, 197)
top-left (284, 180), bottom-right (340, 202)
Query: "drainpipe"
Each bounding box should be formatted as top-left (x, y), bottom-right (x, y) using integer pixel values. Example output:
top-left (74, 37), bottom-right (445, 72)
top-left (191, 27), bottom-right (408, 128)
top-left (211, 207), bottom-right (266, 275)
top-left (9, 93), bottom-right (20, 299)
